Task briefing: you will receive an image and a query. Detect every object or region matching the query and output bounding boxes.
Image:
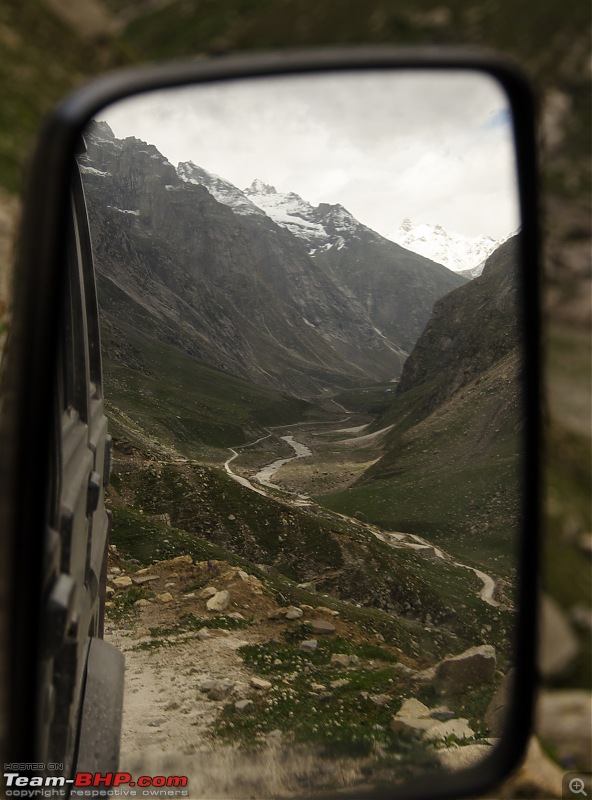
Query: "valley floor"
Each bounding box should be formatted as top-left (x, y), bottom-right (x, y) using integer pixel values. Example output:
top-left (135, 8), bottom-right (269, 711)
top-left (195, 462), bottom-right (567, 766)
top-left (103, 391), bottom-right (519, 797)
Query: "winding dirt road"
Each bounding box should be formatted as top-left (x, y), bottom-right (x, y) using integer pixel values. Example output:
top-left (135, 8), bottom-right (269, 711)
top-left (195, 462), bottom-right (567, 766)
top-left (224, 430), bottom-right (500, 608)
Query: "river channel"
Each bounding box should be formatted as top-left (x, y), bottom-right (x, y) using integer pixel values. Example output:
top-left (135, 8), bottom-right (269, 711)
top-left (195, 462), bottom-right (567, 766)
top-left (225, 431), bottom-right (499, 607)
top-left (253, 435), bottom-right (312, 490)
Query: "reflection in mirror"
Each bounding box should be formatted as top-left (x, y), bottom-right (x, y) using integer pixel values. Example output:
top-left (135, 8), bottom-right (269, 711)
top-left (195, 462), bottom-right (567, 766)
top-left (80, 71), bottom-right (522, 797)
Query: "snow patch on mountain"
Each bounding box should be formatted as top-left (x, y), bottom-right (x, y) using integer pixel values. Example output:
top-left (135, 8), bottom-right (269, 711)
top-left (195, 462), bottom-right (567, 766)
top-left (79, 165), bottom-right (111, 177)
top-left (388, 218), bottom-right (507, 278)
top-left (243, 180), bottom-right (330, 245)
top-left (177, 162), bottom-right (266, 218)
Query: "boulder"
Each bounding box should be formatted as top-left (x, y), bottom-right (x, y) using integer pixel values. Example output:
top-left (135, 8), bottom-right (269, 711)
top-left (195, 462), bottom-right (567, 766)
top-left (497, 737), bottom-right (563, 799)
top-left (170, 555), bottom-right (192, 565)
top-left (235, 699), bottom-right (253, 711)
top-left (434, 645), bottom-right (496, 694)
top-left (250, 677), bottom-right (272, 691)
top-left (285, 606), bottom-right (303, 620)
top-left (200, 586), bottom-right (218, 599)
top-left (316, 606), bottom-right (339, 616)
top-left (368, 693), bottom-right (391, 706)
top-left (437, 744), bottom-right (493, 771)
top-left (390, 698), bottom-right (433, 737)
top-left (397, 698), bottom-right (431, 719)
top-left (112, 575), bottom-right (133, 589)
top-left (485, 670), bottom-right (514, 736)
top-left (538, 594), bottom-right (579, 679)
top-left (537, 690), bottom-right (592, 770)
top-left (156, 592), bottom-right (174, 603)
top-left (330, 654), bottom-right (352, 667)
top-left (207, 590), bottom-right (230, 612)
top-left (299, 639), bottom-right (318, 653)
top-left (132, 574), bottom-right (158, 585)
top-left (424, 718), bottom-right (474, 741)
top-left (200, 679), bottom-right (234, 700)
top-left (307, 619), bottom-right (336, 635)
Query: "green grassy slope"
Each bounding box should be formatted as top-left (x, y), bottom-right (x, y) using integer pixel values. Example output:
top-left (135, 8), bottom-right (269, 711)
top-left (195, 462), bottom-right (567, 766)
top-left (320, 351), bottom-right (521, 575)
top-left (320, 240), bottom-right (523, 573)
top-left (101, 316), bottom-right (312, 453)
top-left (108, 437), bottom-right (513, 662)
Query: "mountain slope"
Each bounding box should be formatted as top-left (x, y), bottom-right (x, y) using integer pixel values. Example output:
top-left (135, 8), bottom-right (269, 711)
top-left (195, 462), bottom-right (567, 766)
top-left (82, 124), bottom-right (408, 397)
top-left (320, 236), bottom-right (524, 573)
top-left (180, 162), bottom-right (466, 357)
top-left (313, 222), bottom-right (466, 353)
top-left (82, 124), bottom-right (464, 398)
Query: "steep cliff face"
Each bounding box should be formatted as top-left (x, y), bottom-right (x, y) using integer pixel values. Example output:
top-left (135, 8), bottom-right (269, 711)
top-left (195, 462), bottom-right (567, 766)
top-left (313, 222), bottom-right (465, 353)
top-left (184, 162), bottom-right (466, 355)
top-left (395, 235), bottom-right (521, 416)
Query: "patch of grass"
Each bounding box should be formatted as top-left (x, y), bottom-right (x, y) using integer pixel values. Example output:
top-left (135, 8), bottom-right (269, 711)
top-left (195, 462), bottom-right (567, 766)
top-left (218, 641), bottom-right (405, 757)
top-left (101, 312), bottom-right (311, 454)
top-left (414, 682), bottom-right (495, 739)
top-left (133, 638), bottom-right (172, 651)
top-left (182, 577), bottom-right (210, 593)
top-left (107, 585), bottom-right (153, 620)
top-left (179, 612), bottom-right (251, 631)
top-left (111, 458), bottom-right (344, 582)
top-left (320, 452), bottom-right (520, 575)
top-left (109, 471), bottom-right (123, 492)
top-left (214, 635), bottom-right (459, 772)
top-left (132, 613), bottom-right (252, 651)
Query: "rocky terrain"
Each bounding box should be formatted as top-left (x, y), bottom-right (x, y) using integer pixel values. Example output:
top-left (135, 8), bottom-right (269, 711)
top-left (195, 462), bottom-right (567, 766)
top-left (105, 548), bottom-right (507, 798)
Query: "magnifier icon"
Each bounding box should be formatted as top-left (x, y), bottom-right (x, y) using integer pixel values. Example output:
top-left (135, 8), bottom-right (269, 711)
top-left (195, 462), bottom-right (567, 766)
top-left (570, 778), bottom-right (588, 796)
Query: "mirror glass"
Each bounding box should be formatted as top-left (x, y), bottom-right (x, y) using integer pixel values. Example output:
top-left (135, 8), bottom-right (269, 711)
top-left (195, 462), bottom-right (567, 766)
top-left (80, 70), bottom-right (522, 797)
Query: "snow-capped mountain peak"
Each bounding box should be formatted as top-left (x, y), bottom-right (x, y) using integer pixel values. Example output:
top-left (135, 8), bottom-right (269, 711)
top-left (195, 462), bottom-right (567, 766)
top-left (246, 178), bottom-right (277, 195)
top-left (389, 218), bottom-right (505, 278)
top-left (177, 162), bottom-right (266, 217)
top-left (243, 181), bottom-right (331, 246)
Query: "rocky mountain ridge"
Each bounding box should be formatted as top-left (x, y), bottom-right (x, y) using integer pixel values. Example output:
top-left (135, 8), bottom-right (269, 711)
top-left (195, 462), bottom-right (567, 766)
top-left (82, 122), bottom-right (465, 397)
top-left (178, 163), bottom-right (467, 353)
top-left (82, 124), bottom-right (401, 396)
top-left (394, 234), bottom-right (520, 413)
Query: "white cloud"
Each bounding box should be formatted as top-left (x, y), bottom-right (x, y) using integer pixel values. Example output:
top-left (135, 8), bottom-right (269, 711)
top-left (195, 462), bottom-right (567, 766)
top-left (99, 70), bottom-right (519, 240)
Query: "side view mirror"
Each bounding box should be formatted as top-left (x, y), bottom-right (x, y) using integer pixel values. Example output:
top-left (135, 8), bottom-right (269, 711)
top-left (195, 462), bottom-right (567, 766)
top-left (0, 47), bottom-right (540, 800)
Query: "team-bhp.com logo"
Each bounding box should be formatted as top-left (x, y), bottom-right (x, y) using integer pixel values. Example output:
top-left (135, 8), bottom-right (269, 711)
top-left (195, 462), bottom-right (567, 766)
top-left (3, 771), bottom-right (189, 797)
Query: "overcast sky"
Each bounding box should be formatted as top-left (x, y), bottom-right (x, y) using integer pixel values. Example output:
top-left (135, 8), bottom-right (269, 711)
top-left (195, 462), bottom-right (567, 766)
top-left (99, 70), bottom-right (519, 240)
